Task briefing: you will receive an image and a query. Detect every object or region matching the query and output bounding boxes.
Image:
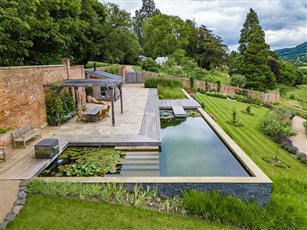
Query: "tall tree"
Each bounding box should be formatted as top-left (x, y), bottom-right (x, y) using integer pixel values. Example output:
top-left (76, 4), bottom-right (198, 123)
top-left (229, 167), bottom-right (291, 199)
top-left (133, 0), bottom-right (160, 44)
top-left (188, 25), bottom-right (228, 69)
top-left (142, 14), bottom-right (191, 58)
top-left (238, 8), bottom-right (259, 53)
top-left (230, 8), bottom-right (276, 91)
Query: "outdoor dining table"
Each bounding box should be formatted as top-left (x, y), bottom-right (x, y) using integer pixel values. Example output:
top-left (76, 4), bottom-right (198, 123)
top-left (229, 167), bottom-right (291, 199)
top-left (83, 105), bottom-right (106, 122)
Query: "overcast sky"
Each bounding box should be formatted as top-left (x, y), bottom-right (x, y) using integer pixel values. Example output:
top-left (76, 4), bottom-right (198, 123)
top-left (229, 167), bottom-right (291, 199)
top-left (102, 0), bottom-right (307, 51)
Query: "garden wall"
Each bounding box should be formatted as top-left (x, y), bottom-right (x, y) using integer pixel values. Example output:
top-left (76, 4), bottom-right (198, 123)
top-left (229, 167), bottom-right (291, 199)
top-left (0, 59), bottom-right (85, 148)
top-left (141, 71), bottom-right (280, 102)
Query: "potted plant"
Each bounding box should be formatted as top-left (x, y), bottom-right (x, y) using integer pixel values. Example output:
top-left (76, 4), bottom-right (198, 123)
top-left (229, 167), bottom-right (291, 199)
top-left (85, 86), bottom-right (93, 102)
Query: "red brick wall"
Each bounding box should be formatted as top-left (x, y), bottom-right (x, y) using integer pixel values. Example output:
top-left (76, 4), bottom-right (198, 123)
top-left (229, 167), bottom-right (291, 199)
top-left (142, 71), bottom-right (280, 102)
top-left (0, 61), bottom-right (84, 148)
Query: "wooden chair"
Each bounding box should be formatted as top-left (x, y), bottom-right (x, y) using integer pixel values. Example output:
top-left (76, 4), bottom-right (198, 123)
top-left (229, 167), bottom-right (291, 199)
top-left (81, 104), bottom-right (87, 112)
top-left (99, 108), bottom-right (108, 121)
top-left (106, 105), bottom-right (110, 117)
top-left (76, 111), bottom-right (86, 122)
top-left (0, 147), bottom-right (6, 162)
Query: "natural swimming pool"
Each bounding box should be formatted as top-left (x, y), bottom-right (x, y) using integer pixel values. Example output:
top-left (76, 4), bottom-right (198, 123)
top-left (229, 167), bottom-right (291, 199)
top-left (159, 111), bottom-right (249, 177)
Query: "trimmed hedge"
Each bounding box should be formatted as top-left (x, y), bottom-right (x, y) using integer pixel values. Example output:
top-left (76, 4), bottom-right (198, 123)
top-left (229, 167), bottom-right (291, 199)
top-left (144, 77), bottom-right (183, 89)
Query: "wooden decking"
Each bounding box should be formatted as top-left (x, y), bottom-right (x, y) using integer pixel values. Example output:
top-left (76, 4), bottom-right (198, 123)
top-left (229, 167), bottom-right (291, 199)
top-left (140, 89), bottom-right (161, 141)
top-left (0, 138), bottom-right (68, 179)
top-left (159, 99), bottom-right (200, 110)
top-left (172, 106), bottom-right (186, 118)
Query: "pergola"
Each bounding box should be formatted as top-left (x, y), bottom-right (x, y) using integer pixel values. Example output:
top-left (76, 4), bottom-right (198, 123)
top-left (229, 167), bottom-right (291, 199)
top-left (46, 78), bottom-right (124, 126)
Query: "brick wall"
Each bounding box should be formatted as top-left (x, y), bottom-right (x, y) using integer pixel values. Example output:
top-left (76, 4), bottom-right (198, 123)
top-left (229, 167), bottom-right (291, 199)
top-left (142, 71), bottom-right (280, 102)
top-left (0, 59), bottom-right (85, 148)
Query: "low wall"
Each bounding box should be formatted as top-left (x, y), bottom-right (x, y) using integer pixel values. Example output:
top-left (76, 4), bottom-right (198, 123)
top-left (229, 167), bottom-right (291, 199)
top-left (141, 71), bottom-right (280, 102)
top-left (0, 59), bottom-right (85, 149)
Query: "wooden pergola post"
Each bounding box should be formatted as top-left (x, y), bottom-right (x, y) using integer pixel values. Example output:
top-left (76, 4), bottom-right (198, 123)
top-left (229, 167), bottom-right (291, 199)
top-left (111, 86), bottom-right (115, 126)
top-left (73, 87), bottom-right (79, 109)
top-left (119, 84), bottom-right (123, 114)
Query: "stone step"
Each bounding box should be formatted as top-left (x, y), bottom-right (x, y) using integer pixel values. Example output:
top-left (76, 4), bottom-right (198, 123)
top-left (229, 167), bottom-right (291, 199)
top-left (124, 154), bottom-right (159, 160)
top-left (120, 169), bottom-right (160, 177)
top-left (122, 164), bottom-right (159, 170)
top-left (124, 159), bottom-right (159, 164)
top-left (123, 151), bottom-right (160, 155)
top-left (115, 146), bottom-right (160, 151)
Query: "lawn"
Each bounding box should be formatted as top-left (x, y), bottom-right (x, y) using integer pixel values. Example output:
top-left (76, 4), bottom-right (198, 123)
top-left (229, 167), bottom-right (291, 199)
top-left (283, 85), bottom-right (307, 103)
top-left (7, 194), bottom-right (238, 230)
top-left (196, 94), bottom-right (306, 181)
top-left (85, 61), bottom-right (109, 69)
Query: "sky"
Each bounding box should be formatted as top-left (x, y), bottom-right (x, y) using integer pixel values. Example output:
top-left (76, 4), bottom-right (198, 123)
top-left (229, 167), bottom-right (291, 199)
top-left (102, 0), bottom-right (307, 51)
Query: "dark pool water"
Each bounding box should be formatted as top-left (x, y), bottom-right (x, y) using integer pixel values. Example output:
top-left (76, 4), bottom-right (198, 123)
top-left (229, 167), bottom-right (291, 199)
top-left (160, 117), bottom-right (250, 177)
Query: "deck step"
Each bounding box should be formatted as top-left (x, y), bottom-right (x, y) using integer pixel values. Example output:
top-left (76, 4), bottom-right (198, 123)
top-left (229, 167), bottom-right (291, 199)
top-left (115, 146), bottom-right (160, 151)
top-left (124, 159), bottom-right (159, 164)
top-left (124, 154), bottom-right (159, 159)
top-left (122, 164), bottom-right (159, 170)
top-left (172, 105), bottom-right (186, 118)
top-left (120, 169), bottom-right (160, 177)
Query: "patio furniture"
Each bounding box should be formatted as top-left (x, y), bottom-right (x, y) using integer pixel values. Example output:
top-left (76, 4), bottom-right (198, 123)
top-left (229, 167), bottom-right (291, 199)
top-left (81, 104), bottom-right (87, 112)
top-left (12, 124), bottom-right (42, 148)
top-left (0, 147), bottom-right (6, 161)
top-left (99, 108), bottom-right (108, 121)
top-left (84, 105), bottom-right (106, 122)
top-left (106, 105), bottom-right (110, 117)
top-left (34, 139), bottom-right (59, 159)
top-left (76, 111), bottom-right (86, 122)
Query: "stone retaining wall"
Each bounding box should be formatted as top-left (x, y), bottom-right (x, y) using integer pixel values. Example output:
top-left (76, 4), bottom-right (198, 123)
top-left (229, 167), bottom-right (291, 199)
top-left (123, 182), bottom-right (271, 206)
top-left (142, 71), bottom-right (280, 102)
top-left (0, 59), bottom-right (85, 149)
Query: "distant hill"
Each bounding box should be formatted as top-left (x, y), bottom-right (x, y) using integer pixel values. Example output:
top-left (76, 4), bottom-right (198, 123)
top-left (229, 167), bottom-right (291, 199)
top-left (275, 42), bottom-right (307, 66)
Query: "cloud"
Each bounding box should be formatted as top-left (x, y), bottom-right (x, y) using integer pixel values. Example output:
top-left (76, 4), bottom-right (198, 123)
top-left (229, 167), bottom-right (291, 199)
top-left (104, 0), bottom-right (307, 50)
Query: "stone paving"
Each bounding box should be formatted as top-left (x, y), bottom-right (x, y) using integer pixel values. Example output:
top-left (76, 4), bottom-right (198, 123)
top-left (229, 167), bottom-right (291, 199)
top-left (291, 116), bottom-right (307, 155)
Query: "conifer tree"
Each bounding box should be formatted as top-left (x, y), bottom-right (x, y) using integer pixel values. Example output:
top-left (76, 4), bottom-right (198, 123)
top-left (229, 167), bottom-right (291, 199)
top-left (230, 8), bottom-right (276, 91)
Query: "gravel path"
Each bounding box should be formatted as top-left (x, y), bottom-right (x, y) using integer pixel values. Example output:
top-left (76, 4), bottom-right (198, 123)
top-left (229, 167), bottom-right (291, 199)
top-left (291, 116), bottom-right (307, 155)
top-left (0, 180), bottom-right (20, 222)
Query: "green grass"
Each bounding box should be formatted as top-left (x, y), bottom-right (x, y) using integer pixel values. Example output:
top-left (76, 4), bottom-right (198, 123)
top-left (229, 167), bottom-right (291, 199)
top-left (196, 94), bottom-right (306, 181)
top-left (158, 86), bottom-right (186, 99)
top-left (133, 65), bottom-right (142, 72)
top-left (7, 194), bottom-right (239, 230)
top-left (283, 85), bottom-right (307, 103)
top-left (85, 61), bottom-right (109, 69)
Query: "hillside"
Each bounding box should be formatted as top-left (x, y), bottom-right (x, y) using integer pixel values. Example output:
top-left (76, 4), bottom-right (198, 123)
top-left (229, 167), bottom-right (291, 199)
top-left (275, 42), bottom-right (307, 66)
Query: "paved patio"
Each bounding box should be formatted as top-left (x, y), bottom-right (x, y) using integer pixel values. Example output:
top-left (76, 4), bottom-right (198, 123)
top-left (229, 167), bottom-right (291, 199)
top-left (0, 84), bottom-right (160, 180)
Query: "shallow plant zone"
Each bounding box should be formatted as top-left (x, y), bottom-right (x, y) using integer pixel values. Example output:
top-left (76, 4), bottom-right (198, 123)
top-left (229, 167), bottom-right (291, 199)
top-left (40, 147), bottom-right (124, 177)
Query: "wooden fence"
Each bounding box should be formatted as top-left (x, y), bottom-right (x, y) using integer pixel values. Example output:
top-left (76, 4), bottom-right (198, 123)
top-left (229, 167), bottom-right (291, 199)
top-left (125, 72), bottom-right (144, 83)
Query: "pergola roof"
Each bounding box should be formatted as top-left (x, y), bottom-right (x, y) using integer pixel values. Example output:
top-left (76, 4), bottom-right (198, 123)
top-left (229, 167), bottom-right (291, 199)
top-left (46, 78), bottom-right (123, 88)
top-left (85, 69), bottom-right (122, 81)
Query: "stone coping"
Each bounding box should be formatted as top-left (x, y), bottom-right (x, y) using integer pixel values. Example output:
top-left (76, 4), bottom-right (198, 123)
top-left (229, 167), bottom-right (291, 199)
top-left (197, 107), bottom-right (271, 183)
top-left (0, 65), bottom-right (67, 69)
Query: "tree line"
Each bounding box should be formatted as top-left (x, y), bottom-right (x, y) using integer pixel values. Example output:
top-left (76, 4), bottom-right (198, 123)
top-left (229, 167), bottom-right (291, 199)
top-left (0, 0), bottom-right (305, 90)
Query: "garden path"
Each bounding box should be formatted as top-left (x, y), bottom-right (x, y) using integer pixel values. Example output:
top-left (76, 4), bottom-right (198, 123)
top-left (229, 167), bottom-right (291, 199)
top-left (291, 116), bottom-right (307, 155)
top-left (0, 179), bottom-right (20, 223)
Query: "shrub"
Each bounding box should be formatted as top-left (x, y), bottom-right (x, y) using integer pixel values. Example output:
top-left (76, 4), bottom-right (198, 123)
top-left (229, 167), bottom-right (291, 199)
top-left (230, 74), bottom-right (246, 88)
top-left (189, 76), bottom-right (195, 89)
top-left (45, 88), bottom-right (76, 126)
top-left (216, 80), bottom-right (221, 92)
top-left (205, 92), bottom-right (227, 99)
top-left (85, 86), bottom-right (93, 96)
top-left (85, 61), bottom-right (109, 69)
top-left (262, 109), bottom-right (296, 140)
top-left (139, 58), bottom-right (160, 72)
top-left (144, 77), bottom-right (183, 89)
top-left (0, 127), bottom-right (11, 135)
top-left (104, 64), bottom-right (119, 74)
top-left (144, 77), bottom-right (158, 88)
